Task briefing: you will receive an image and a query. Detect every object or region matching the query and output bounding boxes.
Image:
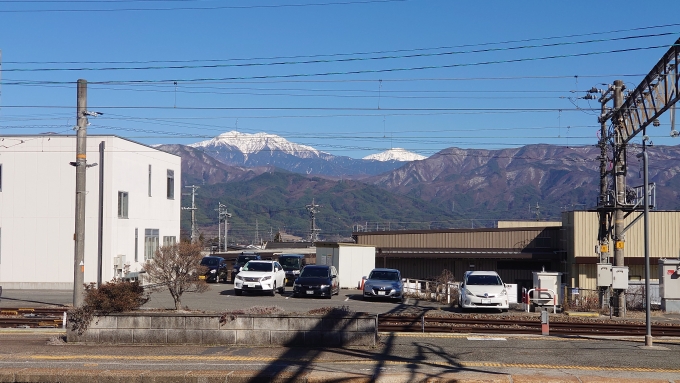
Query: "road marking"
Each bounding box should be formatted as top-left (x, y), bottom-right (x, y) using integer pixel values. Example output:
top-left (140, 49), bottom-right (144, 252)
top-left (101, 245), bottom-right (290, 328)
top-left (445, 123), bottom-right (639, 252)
top-left (467, 337), bottom-right (506, 341)
top-left (344, 297), bottom-right (349, 301)
top-left (4, 354), bottom-right (679, 374)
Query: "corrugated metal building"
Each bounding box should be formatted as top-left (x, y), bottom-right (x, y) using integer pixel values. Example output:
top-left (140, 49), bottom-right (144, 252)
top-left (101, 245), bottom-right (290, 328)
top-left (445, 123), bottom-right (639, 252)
top-left (353, 211), bottom-right (680, 293)
top-left (562, 210), bottom-right (680, 290)
top-left (353, 226), bottom-right (562, 292)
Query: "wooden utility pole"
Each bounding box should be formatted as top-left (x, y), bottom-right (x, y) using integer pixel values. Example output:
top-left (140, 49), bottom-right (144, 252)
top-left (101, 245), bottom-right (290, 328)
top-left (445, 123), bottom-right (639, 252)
top-left (73, 79), bottom-right (88, 307)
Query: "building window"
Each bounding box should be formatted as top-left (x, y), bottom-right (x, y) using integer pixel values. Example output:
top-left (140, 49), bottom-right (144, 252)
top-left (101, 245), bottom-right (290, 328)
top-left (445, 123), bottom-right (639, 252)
top-left (134, 228), bottom-right (139, 263)
top-left (163, 236), bottom-right (176, 246)
top-left (167, 169), bottom-right (174, 199)
top-left (144, 229), bottom-right (159, 260)
top-left (148, 165), bottom-right (152, 197)
top-left (118, 192), bottom-right (128, 218)
top-left (118, 191), bottom-right (129, 218)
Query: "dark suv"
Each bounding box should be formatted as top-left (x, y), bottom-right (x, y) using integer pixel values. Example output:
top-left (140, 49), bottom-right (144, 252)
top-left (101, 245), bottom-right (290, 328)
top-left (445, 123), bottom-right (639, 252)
top-left (231, 252), bottom-right (261, 281)
top-left (277, 254), bottom-right (307, 285)
top-left (199, 256), bottom-right (228, 283)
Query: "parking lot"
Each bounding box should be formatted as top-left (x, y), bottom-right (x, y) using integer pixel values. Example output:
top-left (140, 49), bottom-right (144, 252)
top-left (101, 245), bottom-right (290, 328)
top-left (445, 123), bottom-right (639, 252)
top-left (0, 283), bottom-right (448, 315)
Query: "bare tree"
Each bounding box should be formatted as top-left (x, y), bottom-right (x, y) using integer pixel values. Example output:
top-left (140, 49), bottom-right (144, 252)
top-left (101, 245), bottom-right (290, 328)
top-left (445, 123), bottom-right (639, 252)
top-left (143, 242), bottom-right (209, 310)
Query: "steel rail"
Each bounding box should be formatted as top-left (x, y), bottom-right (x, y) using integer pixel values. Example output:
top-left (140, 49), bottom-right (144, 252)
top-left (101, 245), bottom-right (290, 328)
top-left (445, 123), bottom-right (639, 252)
top-left (378, 315), bottom-right (680, 337)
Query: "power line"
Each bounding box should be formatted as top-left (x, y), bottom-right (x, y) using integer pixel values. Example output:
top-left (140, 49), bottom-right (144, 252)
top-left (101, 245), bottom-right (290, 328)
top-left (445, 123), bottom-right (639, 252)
top-left (4, 33), bottom-right (675, 73)
top-left (2, 45), bottom-right (672, 85)
top-left (5, 23), bottom-right (680, 66)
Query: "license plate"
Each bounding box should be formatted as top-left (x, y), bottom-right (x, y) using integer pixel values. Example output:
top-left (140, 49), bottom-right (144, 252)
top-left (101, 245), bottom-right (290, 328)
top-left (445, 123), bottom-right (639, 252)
top-left (481, 299), bottom-right (491, 304)
top-left (198, 275), bottom-right (206, 280)
top-left (378, 291), bottom-right (386, 296)
top-left (306, 290), bottom-right (314, 295)
top-left (247, 283), bottom-right (256, 288)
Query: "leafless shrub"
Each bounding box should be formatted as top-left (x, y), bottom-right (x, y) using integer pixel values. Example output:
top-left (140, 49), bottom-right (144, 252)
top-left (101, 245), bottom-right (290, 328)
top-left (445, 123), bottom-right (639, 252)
top-left (144, 242), bottom-right (209, 310)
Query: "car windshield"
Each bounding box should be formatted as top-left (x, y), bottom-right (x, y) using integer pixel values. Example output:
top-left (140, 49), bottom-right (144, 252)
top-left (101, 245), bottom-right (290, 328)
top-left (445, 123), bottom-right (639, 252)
top-left (279, 257), bottom-right (301, 268)
top-left (369, 271), bottom-right (399, 281)
top-left (300, 268), bottom-right (329, 278)
top-left (237, 255), bottom-right (258, 264)
top-left (242, 262), bottom-right (272, 272)
top-left (466, 275), bottom-right (503, 286)
top-left (201, 258), bottom-right (219, 266)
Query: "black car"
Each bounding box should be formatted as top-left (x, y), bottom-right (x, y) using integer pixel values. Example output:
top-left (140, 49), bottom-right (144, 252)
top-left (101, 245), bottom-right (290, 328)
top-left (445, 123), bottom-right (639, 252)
top-left (277, 254), bottom-right (307, 285)
top-left (231, 252), bottom-right (262, 280)
top-left (199, 256), bottom-right (228, 283)
top-left (292, 265), bottom-right (340, 299)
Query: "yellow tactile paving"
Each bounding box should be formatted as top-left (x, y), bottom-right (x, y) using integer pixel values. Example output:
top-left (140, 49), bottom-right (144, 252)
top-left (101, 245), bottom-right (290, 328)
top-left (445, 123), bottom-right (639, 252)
top-left (3, 354), bottom-right (678, 374)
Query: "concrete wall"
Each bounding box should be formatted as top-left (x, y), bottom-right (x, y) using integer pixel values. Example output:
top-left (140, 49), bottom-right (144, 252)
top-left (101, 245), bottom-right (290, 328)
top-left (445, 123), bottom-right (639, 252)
top-left (67, 312), bottom-right (377, 347)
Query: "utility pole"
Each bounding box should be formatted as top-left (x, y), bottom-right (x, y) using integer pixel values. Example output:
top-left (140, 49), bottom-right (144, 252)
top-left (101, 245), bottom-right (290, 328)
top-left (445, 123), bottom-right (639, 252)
top-left (585, 85), bottom-right (615, 308)
top-left (182, 185), bottom-right (199, 243)
top-left (73, 79), bottom-right (88, 307)
top-left (612, 79), bottom-right (626, 317)
top-left (70, 79), bottom-right (100, 307)
top-left (216, 202), bottom-right (231, 251)
top-left (306, 199), bottom-right (321, 243)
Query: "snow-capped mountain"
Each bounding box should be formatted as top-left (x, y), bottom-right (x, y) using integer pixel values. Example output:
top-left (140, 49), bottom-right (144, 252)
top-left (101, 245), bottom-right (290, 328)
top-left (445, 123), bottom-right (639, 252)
top-left (189, 131), bottom-right (329, 161)
top-left (185, 131), bottom-right (418, 178)
top-left (363, 148), bottom-right (427, 162)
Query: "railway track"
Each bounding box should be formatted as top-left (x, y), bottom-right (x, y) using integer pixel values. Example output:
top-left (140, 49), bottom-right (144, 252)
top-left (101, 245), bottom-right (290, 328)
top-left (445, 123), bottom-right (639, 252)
top-left (0, 307), bottom-right (68, 329)
top-left (378, 315), bottom-right (680, 337)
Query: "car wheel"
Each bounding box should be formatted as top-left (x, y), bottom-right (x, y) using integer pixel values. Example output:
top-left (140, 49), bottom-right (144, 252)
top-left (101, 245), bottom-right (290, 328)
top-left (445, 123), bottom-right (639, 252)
top-left (278, 285), bottom-right (285, 294)
top-left (293, 292), bottom-right (299, 298)
top-left (270, 282), bottom-right (277, 296)
top-left (235, 289), bottom-right (242, 296)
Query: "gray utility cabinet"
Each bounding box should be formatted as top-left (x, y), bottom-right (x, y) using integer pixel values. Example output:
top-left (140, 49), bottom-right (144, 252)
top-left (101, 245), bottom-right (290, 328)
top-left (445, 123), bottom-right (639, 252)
top-left (659, 258), bottom-right (680, 313)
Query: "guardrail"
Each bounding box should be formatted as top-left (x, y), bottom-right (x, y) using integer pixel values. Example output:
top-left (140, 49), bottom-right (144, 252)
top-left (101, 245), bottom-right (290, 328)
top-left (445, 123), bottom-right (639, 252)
top-left (402, 278), bottom-right (459, 304)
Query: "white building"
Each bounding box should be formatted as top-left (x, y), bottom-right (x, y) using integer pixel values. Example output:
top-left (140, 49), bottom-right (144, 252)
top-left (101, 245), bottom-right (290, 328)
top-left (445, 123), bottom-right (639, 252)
top-left (0, 135), bottom-right (182, 289)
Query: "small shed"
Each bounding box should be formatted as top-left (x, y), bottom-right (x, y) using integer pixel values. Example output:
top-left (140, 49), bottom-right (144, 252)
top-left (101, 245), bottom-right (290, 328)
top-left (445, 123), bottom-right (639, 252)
top-left (315, 242), bottom-right (375, 289)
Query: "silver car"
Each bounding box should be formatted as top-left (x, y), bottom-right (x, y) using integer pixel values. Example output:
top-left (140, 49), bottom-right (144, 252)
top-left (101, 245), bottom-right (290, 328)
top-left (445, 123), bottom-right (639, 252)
top-left (362, 268), bottom-right (404, 302)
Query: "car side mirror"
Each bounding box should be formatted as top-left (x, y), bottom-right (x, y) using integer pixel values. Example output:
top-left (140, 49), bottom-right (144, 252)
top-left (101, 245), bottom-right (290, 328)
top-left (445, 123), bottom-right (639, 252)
top-left (239, 267), bottom-right (243, 272)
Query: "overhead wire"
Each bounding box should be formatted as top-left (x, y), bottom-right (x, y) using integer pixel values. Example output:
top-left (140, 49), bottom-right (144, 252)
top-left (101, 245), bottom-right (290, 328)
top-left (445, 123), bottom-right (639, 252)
top-left (4, 33), bottom-right (675, 73)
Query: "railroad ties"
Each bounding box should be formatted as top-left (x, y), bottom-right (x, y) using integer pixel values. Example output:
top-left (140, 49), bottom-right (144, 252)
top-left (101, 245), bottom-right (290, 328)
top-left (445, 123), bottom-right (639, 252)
top-left (378, 315), bottom-right (680, 337)
top-left (0, 307), bottom-right (68, 328)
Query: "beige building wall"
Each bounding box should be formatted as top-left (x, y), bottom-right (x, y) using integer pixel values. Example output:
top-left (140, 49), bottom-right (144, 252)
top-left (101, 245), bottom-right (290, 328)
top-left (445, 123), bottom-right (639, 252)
top-left (565, 210), bottom-right (679, 289)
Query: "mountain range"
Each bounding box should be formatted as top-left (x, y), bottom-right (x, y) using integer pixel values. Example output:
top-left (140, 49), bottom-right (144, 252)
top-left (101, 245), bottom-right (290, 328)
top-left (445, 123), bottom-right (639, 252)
top-left (157, 132), bottom-right (680, 243)
top-left (187, 131), bottom-right (421, 178)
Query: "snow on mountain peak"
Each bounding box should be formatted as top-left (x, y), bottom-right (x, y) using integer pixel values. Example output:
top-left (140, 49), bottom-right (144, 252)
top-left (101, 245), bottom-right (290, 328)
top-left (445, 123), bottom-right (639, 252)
top-left (363, 148), bottom-right (427, 162)
top-left (189, 131), bottom-right (323, 159)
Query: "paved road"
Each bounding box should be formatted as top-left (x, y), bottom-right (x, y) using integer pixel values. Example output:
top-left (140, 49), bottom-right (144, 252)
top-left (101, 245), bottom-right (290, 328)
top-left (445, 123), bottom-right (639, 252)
top-left (0, 284), bottom-right (447, 315)
top-left (0, 330), bottom-right (678, 382)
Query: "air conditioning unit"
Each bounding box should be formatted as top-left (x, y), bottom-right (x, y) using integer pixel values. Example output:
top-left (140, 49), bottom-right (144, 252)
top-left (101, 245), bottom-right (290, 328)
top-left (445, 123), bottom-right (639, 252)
top-left (113, 255), bottom-right (126, 269)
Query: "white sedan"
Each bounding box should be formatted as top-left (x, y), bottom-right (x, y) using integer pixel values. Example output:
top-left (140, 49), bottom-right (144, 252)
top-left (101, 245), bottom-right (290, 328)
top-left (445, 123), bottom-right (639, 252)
top-left (234, 260), bottom-right (286, 296)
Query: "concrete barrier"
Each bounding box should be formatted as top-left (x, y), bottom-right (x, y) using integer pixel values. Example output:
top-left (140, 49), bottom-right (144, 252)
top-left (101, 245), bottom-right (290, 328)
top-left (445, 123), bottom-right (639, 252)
top-left (67, 312), bottom-right (377, 347)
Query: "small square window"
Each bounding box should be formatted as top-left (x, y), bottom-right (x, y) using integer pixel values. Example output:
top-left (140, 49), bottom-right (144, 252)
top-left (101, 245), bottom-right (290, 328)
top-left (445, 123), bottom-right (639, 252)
top-left (118, 191), bottom-right (129, 218)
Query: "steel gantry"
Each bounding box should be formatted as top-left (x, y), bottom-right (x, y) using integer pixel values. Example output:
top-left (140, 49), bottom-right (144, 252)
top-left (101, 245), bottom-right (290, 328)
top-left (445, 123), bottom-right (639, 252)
top-left (592, 37), bottom-right (679, 344)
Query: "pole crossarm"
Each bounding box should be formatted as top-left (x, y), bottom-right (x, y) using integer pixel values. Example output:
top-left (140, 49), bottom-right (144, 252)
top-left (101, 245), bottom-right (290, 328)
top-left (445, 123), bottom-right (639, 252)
top-left (613, 38), bottom-right (680, 143)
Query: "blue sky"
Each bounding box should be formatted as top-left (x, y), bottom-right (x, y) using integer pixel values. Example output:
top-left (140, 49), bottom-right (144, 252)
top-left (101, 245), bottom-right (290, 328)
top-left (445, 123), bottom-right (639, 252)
top-left (1, 0), bottom-right (679, 158)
